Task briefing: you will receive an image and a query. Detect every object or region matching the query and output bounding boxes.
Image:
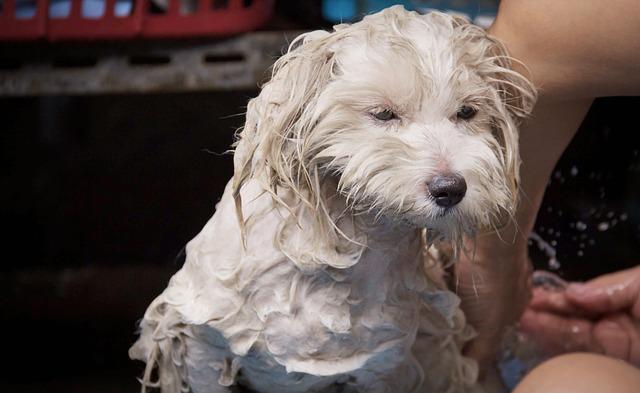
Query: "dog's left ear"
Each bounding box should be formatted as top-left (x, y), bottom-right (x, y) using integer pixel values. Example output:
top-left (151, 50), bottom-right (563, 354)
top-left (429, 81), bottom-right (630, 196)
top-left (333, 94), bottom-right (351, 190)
top-left (454, 19), bottom-right (537, 210)
top-left (485, 38), bottom-right (537, 211)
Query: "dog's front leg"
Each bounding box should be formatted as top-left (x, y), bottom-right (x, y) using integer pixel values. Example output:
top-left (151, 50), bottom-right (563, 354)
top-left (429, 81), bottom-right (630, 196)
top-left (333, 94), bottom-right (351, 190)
top-left (183, 326), bottom-right (240, 393)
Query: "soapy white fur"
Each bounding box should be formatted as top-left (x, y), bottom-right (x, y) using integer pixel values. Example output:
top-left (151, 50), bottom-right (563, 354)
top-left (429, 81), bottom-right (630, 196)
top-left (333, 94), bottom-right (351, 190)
top-left (130, 7), bottom-right (535, 393)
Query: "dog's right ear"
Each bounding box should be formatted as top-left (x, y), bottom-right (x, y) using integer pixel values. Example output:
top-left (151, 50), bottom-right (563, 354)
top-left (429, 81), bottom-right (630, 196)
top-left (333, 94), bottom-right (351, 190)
top-left (232, 29), bottom-right (341, 235)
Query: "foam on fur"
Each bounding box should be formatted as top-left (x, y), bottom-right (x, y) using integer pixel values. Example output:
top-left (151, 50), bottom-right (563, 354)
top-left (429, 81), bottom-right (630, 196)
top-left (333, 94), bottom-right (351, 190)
top-left (130, 6), bottom-right (535, 393)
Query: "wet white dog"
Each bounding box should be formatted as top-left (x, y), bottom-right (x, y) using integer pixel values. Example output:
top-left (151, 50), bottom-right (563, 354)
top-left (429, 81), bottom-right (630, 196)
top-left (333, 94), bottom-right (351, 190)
top-left (130, 6), bottom-right (535, 393)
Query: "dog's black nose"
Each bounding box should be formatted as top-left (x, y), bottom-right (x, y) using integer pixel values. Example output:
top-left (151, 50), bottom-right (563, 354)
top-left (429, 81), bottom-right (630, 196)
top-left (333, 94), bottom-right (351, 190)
top-left (428, 174), bottom-right (467, 208)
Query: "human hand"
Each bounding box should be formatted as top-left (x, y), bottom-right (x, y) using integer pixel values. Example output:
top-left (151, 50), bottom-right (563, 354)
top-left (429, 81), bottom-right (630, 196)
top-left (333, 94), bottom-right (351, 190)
top-left (520, 267), bottom-right (640, 366)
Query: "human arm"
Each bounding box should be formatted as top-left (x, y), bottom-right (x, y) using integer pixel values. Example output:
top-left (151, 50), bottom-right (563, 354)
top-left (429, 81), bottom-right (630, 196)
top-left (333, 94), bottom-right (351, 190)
top-left (456, 98), bottom-right (591, 371)
top-left (456, 0), bottom-right (640, 374)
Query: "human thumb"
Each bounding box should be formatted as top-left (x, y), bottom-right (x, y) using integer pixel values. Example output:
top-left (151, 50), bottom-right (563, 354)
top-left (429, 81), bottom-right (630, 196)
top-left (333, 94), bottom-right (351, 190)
top-left (565, 267), bottom-right (640, 316)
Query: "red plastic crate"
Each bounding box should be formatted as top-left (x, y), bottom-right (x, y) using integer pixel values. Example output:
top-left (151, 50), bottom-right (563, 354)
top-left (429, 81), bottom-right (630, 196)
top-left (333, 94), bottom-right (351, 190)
top-left (0, 0), bottom-right (47, 40)
top-left (47, 0), bottom-right (144, 41)
top-left (142, 0), bottom-right (273, 38)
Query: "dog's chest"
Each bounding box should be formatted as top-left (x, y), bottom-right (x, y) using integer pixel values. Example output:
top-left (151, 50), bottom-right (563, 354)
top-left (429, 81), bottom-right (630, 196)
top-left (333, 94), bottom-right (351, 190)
top-left (263, 250), bottom-right (420, 350)
top-left (221, 245), bottom-right (429, 392)
top-left (169, 181), bottom-right (450, 392)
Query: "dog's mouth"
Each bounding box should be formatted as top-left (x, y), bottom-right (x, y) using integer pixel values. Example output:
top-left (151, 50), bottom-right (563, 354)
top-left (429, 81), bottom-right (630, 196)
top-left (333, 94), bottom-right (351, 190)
top-left (436, 206), bottom-right (455, 218)
top-left (397, 206), bottom-right (462, 230)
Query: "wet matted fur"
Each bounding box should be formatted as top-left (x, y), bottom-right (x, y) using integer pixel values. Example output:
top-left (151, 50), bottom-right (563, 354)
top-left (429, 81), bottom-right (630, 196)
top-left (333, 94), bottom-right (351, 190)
top-left (130, 6), bottom-right (535, 393)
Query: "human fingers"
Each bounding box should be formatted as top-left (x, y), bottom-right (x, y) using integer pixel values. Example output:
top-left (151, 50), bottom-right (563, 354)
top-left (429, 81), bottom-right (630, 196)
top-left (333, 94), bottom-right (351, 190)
top-left (566, 266), bottom-right (640, 317)
top-left (528, 287), bottom-right (581, 315)
top-left (528, 271), bottom-right (578, 315)
top-left (593, 314), bottom-right (640, 366)
top-left (519, 309), bottom-right (600, 355)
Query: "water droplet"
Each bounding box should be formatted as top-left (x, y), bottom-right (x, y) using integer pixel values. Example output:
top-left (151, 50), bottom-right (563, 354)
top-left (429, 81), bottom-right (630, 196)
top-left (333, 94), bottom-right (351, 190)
top-left (579, 243), bottom-right (585, 248)
top-left (570, 166), bottom-right (578, 176)
top-left (611, 219), bottom-right (618, 226)
top-left (577, 250), bottom-right (584, 257)
top-left (598, 222), bottom-right (610, 231)
top-left (607, 211), bottom-right (615, 218)
top-left (554, 171), bottom-right (562, 179)
top-left (530, 232), bottom-right (559, 270)
top-left (548, 228), bottom-right (554, 235)
top-left (551, 240), bottom-right (557, 246)
top-left (547, 206), bottom-right (553, 212)
top-left (588, 239), bottom-right (595, 245)
top-left (620, 213), bottom-right (628, 221)
top-left (558, 210), bottom-right (564, 217)
top-left (576, 221), bottom-right (587, 231)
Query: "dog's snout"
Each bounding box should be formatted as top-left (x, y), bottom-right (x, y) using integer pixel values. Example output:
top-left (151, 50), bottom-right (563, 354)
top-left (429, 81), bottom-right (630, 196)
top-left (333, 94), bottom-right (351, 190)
top-left (428, 174), bottom-right (467, 208)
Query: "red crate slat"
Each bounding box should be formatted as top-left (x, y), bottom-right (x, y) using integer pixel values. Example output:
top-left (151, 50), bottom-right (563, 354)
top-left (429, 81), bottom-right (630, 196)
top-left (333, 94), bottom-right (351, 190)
top-left (0, 0), bottom-right (47, 40)
top-left (142, 0), bottom-right (274, 39)
top-left (105, 0), bottom-right (117, 16)
top-left (2, 0), bottom-right (273, 42)
top-left (47, 0), bottom-right (144, 41)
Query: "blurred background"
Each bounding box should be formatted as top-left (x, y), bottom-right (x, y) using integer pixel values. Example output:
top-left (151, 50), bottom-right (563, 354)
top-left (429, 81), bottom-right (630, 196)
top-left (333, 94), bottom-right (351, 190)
top-left (1, 0), bottom-right (638, 391)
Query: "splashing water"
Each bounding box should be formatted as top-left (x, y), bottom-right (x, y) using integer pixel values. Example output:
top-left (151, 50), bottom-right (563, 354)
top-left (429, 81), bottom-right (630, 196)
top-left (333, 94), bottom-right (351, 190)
top-left (570, 165), bottom-right (578, 176)
top-left (530, 232), bottom-right (561, 270)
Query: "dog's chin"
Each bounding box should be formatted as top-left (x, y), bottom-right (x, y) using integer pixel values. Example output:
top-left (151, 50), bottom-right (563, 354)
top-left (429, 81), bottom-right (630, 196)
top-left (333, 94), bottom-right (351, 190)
top-left (381, 206), bottom-right (473, 238)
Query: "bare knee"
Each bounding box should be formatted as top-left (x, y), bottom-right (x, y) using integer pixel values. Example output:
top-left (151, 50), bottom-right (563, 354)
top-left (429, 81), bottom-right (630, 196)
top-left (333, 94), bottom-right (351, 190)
top-left (514, 352), bottom-right (640, 393)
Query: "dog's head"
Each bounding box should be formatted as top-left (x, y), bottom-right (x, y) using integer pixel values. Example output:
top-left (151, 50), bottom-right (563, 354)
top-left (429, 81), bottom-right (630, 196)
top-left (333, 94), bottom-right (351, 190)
top-left (234, 6), bottom-right (536, 244)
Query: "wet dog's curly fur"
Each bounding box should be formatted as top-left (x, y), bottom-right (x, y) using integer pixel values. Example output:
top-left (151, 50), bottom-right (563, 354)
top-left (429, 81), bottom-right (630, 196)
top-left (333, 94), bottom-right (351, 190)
top-left (130, 7), bottom-right (535, 393)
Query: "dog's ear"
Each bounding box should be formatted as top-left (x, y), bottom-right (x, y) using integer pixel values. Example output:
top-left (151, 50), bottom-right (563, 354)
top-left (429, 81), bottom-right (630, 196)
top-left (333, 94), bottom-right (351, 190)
top-left (453, 19), bottom-right (537, 214)
top-left (232, 29), bottom-right (340, 234)
top-left (483, 38), bottom-right (537, 214)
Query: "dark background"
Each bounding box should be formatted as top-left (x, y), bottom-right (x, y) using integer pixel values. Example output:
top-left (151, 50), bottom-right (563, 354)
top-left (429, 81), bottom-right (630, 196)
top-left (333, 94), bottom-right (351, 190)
top-left (529, 97), bottom-right (640, 280)
top-left (2, 2), bottom-right (639, 392)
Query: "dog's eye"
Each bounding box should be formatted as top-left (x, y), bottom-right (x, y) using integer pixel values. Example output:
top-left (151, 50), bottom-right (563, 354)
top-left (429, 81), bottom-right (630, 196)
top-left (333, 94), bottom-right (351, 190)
top-left (372, 109), bottom-right (397, 121)
top-left (456, 105), bottom-right (477, 120)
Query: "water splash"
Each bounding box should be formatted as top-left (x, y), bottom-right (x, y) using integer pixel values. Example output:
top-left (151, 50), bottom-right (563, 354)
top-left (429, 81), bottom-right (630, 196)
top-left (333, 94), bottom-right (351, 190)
top-left (530, 232), bottom-right (560, 270)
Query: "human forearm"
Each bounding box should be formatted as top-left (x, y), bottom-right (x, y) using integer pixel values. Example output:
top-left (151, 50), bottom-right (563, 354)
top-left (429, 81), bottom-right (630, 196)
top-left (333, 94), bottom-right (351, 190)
top-left (489, 0), bottom-right (640, 100)
top-left (457, 97), bottom-right (593, 373)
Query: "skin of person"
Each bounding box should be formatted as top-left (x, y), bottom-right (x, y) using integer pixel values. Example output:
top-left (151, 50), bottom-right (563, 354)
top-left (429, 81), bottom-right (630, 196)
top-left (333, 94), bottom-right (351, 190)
top-left (453, 0), bottom-right (640, 390)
